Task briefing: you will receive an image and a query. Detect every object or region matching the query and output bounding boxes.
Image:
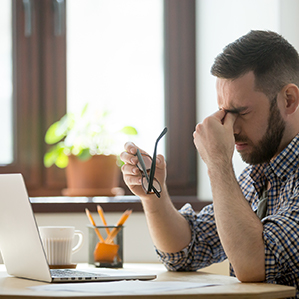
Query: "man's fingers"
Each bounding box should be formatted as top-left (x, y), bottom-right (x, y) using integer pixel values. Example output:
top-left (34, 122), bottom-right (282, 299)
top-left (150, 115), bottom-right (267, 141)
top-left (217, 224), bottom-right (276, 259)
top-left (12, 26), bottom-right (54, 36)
top-left (121, 163), bottom-right (139, 175)
top-left (156, 154), bottom-right (166, 170)
top-left (213, 109), bottom-right (227, 123)
top-left (124, 142), bottom-right (138, 155)
top-left (222, 112), bottom-right (237, 127)
top-left (120, 151), bottom-right (138, 165)
top-left (121, 142), bottom-right (151, 166)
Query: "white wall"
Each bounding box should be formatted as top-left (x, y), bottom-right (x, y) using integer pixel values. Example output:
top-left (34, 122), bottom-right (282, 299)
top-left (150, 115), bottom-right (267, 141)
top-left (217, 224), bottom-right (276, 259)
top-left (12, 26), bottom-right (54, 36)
top-left (279, 0), bottom-right (299, 49)
top-left (0, 212), bottom-right (158, 265)
top-left (34, 212), bottom-right (158, 264)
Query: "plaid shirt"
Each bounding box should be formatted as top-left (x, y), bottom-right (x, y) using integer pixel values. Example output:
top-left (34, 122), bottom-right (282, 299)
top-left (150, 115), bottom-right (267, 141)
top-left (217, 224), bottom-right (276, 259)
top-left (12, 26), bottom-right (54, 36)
top-left (157, 134), bottom-right (299, 297)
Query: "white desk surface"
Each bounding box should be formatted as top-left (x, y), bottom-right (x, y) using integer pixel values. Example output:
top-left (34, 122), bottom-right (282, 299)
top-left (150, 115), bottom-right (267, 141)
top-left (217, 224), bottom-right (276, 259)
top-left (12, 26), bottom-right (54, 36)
top-left (0, 263), bottom-right (296, 299)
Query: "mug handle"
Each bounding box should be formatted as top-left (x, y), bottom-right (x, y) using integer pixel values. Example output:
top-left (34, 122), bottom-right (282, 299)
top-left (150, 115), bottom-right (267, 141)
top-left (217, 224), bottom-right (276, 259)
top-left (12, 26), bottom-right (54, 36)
top-left (72, 230), bottom-right (84, 253)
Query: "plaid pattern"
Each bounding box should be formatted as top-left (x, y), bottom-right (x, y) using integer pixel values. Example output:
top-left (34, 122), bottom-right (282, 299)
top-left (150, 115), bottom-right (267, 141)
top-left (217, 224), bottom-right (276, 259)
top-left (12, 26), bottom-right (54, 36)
top-left (157, 134), bottom-right (299, 298)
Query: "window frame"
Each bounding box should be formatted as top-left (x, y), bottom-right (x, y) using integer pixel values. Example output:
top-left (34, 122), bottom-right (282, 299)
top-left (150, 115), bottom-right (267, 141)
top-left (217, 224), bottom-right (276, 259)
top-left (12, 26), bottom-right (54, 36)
top-left (0, 0), bottom-right (197, 199)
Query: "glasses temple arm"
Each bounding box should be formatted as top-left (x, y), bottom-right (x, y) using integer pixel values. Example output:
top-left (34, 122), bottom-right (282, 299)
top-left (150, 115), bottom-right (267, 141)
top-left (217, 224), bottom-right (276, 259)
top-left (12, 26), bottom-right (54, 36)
top-left (137, 149), bottom-right (160, 197)
top-left (148, 127), bottom-right (168, 194)
top-left (136, 149), bottom-right (149, 181)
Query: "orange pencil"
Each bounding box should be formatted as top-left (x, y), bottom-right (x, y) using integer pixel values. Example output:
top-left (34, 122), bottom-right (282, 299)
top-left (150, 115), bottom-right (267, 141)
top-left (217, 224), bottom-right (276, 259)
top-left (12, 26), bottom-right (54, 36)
top-left (105, 209), bottom-right (132, 244)
top-left (97, 205), bottom-right (122, 262)
top-left (115, 209), bottom-right (132, 226)
top-left (85, 208), bottom-right (105, 243)
top-left (97, 205), bottom-right (111, 236)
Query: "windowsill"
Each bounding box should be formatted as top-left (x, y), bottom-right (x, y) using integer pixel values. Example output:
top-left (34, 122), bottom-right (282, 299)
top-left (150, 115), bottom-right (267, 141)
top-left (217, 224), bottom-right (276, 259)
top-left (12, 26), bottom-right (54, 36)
top-left (30, 196), bottom-right (211, 213)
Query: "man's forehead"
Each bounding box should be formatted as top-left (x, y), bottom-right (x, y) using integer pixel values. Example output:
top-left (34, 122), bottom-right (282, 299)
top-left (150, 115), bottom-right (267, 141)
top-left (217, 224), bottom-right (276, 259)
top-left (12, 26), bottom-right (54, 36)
top-left (216, 88), bottom-right (251, 111)
top-left (216, 71), bottom-right (256, 94)
top-left (216, 72), bottom-right (257, 110)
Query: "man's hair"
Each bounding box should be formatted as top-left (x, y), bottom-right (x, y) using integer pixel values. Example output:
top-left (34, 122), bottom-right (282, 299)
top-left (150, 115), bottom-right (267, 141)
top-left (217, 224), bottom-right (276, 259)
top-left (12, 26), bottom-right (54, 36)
top-left (211, 30), bottom-right (299, 99)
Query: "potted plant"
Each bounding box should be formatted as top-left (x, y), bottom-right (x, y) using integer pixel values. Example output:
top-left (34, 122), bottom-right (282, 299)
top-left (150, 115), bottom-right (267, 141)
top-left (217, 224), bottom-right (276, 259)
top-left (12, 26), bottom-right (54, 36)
top-left (44, 104), bottom-right (137, 196)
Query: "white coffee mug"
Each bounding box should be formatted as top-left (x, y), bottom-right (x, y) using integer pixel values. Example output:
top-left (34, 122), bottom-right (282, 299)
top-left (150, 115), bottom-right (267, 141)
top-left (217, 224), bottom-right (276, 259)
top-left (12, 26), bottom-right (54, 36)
top-left (39, 226), bottom-right (84, 266)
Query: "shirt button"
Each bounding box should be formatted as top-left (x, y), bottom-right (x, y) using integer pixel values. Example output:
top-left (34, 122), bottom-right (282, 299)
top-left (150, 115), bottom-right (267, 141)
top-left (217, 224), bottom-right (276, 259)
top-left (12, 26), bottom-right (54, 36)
top-left (281, 176), bottom-right (287, 182)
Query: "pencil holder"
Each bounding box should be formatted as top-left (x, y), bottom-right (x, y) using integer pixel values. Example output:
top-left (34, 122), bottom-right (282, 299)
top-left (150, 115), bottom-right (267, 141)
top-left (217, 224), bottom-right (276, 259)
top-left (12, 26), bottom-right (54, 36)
top-left (87, 225), bottom-right (123, 268)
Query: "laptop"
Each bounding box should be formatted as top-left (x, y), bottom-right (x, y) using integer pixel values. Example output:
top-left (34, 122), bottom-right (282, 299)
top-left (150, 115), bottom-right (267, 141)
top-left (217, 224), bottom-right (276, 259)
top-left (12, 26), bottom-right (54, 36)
top-left (0, 173), bottom-right (156, 283)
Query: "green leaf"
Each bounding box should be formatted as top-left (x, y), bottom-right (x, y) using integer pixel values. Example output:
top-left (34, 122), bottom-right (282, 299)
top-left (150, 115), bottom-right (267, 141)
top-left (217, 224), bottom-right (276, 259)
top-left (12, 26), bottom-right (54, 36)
top-left (116, 156), bottom-right (124, 167)
top-left (45, 114), bottom-right (74, 145)
top-left (121, 126), bottom-right (138, 135)
top-left (45, 122), bottom-right (64, 144)
top-left (77, 149), bottom-right (92, 161)
top-left (44, 142), bottom-right (69, 168)
top-left (55, 152), bottom-right (69, 168)
top-left (56, 114), bottom-right (73, 134)
top-left (44, 151), bottom-right (57, 168)
top-left (44, 143), bottom-right (63, 167)
top-left (81, 103), bottom-right (89, 117)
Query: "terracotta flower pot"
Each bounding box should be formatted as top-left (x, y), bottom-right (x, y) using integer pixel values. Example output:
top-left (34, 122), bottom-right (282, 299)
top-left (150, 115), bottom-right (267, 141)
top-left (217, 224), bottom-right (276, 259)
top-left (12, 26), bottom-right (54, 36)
top-left (62, 155), bottom-right (124, 197)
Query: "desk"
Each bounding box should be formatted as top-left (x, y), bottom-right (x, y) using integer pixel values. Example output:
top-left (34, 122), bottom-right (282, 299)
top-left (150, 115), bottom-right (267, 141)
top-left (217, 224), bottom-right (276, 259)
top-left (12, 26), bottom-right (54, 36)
top-left (0, 263), bottom-right (296, 299)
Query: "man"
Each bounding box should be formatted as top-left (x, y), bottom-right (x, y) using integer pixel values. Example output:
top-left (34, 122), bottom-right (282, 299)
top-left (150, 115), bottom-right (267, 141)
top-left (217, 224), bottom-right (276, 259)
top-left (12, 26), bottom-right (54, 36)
top-left (120, 30), bottom-right (299, 295)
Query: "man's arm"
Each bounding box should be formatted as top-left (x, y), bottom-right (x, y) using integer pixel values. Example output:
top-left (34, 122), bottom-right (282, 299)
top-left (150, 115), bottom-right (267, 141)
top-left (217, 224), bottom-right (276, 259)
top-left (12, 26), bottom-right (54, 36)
top-left (209, 162), bottom-right (265, 282)
top-left (120, 143), bottom-right (192, 253)
top-left (193, 110), bottom-right (265, 282)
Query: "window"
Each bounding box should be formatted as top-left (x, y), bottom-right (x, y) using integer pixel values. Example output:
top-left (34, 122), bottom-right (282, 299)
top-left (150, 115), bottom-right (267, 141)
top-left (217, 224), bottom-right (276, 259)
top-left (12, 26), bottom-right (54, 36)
top-left (67, 0), bottom-right (165, 154)
top-left (0, 0), bottom-right (197, 197)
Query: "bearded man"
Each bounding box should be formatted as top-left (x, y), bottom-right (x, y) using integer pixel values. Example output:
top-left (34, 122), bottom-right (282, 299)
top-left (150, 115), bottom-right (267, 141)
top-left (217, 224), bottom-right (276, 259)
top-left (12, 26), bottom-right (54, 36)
top-left (120, 30), bottom-right (299, 297)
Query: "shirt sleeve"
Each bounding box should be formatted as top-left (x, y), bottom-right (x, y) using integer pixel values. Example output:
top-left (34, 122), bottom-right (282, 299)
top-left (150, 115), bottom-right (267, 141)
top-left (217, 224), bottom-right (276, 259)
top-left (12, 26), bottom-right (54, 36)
top-left (156, 203), bottom-right (227, 271)
top-left (262, 193), bottom-right (299, 284)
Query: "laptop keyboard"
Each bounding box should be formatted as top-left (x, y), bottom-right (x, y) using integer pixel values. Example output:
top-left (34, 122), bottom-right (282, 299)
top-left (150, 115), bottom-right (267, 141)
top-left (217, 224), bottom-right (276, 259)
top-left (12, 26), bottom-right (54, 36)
top-left (51, 269), bottom-right (105, 281)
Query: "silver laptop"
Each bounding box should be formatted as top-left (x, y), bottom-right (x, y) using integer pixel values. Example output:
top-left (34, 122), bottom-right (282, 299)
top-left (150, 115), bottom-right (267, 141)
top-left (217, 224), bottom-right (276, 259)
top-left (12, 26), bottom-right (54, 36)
top-left (0, 173), bottom-right (156, 283)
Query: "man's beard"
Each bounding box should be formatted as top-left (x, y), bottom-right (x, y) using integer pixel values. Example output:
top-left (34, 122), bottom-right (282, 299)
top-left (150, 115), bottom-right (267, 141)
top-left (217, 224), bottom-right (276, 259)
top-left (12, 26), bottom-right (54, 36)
top-left (236, 97), bottom-right (286, 165)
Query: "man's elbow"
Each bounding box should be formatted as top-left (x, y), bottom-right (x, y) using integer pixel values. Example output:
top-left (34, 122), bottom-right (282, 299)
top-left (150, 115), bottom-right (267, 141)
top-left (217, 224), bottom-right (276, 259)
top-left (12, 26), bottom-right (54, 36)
top-left (233, 253), bottom-right (266, 282)
top-left (235, 270), bottom-right (265, 283)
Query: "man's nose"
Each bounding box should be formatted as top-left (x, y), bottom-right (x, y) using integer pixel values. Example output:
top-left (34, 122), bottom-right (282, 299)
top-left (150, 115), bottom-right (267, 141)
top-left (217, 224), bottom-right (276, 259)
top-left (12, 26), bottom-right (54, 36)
top-left (233, 117), bottom-right (241, 135)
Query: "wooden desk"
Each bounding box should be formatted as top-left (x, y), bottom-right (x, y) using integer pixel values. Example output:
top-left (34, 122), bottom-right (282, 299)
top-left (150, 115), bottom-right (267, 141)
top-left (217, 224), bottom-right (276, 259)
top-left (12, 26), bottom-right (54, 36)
top-left (0, 263), bottom-right (296, 299)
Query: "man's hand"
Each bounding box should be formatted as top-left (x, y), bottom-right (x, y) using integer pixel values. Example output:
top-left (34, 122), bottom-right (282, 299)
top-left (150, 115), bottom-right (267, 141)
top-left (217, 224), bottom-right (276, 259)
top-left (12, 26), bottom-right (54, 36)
top-left (120, 142), bottom-right (167, 200)
top-left (193, 110), bottom-right (237, 169)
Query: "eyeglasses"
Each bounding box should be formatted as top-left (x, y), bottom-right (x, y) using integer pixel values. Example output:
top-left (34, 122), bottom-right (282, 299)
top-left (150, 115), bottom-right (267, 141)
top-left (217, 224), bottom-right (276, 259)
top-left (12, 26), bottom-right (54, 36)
top-left (136, 127), bottom-right (167, 198)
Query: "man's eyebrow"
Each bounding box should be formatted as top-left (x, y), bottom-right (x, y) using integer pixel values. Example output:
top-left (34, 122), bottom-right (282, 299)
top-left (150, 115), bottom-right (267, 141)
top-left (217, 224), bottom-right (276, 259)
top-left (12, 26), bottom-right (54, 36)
top-left (219, 106), bottom-right (249, 114)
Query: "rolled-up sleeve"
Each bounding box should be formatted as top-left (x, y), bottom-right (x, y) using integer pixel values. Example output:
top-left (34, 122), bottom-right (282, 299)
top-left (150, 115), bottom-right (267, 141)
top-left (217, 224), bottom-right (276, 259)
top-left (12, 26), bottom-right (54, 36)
top-left (262, 206), bottom-right (299, 285)
top-left (156, 203), bottom-right (227, 271)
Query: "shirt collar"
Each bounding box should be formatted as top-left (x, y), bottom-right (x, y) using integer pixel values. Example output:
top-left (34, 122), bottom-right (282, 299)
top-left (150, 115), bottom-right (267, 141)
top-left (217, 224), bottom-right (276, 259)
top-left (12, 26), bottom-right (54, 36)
top-left (267, 133), bottom-right (299, 180)
top-left (249, 133), bottom-right (299, 186)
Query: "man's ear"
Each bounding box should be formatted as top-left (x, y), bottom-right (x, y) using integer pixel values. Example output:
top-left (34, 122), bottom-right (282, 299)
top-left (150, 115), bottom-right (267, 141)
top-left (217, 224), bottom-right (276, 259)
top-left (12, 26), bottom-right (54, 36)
top-left (280, 84), bottom-right (299, 115)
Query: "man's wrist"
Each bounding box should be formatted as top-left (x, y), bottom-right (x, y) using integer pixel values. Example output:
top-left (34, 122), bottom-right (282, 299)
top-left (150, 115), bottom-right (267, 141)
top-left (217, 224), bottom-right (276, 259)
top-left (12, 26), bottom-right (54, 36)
top-left (207, 158), bottom-right (233, 172)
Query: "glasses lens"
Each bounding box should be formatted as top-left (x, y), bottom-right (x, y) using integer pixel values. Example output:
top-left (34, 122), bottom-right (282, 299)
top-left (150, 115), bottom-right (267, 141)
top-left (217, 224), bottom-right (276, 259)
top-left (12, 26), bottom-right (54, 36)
top-left (141, 176), bottom-right (161, 193)
top-left (137, 155), bottom-right (152, 171)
